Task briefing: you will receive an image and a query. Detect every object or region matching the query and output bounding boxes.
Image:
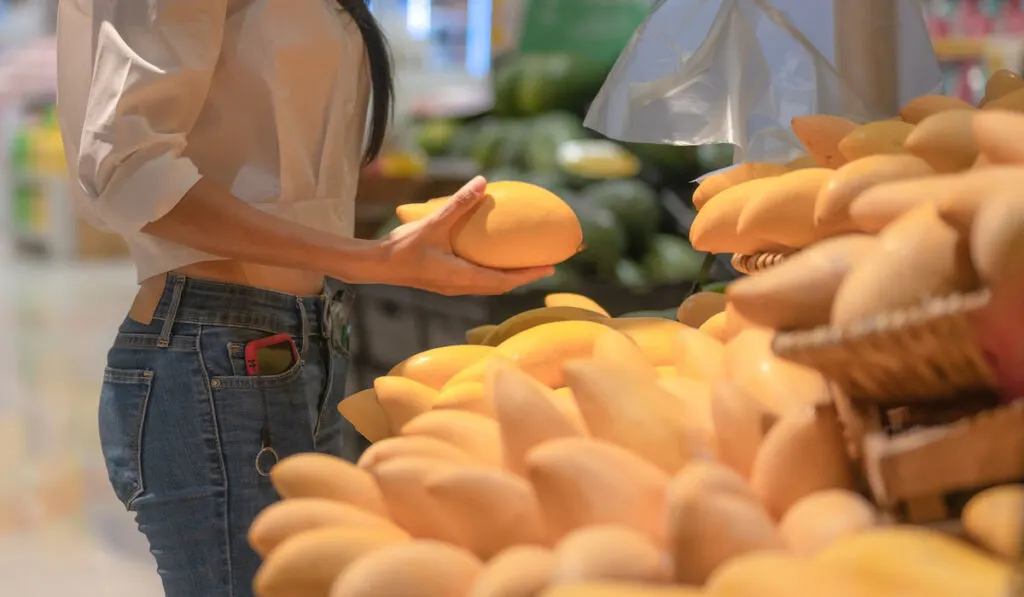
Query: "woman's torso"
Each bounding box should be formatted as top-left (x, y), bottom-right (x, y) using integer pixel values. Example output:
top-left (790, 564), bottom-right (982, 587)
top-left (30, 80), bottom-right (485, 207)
top-left (58, 0), bottom-right (372, 296)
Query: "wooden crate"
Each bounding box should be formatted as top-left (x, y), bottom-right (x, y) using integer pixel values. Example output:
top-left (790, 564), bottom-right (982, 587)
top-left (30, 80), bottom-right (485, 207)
top-left (859, 400), bottom-right (1024, 524)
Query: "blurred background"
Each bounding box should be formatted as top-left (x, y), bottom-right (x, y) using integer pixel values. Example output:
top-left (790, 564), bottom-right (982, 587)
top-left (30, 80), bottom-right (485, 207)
top-left (0, 0), bottom-right (1022, 594)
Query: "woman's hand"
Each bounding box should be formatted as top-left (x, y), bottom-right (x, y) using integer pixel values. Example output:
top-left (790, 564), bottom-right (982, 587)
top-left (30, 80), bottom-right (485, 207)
top-left (374, 176), bottom-right (555, 295)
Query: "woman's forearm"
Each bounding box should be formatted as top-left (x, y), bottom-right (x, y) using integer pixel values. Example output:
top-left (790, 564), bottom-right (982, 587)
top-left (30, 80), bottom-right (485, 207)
top-left (141, 177), bottom-right (386, 283)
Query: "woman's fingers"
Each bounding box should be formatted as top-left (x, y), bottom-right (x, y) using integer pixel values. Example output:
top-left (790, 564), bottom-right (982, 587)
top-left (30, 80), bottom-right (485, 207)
top-left (425, 176), bottom-right (488, 229)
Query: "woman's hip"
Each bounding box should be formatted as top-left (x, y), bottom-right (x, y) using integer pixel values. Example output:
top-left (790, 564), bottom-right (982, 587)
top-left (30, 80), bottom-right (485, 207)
top-left (98, 320), bottom-right (353, 508)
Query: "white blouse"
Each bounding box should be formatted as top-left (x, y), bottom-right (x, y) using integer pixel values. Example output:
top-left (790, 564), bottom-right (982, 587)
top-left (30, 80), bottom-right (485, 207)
top-left (56, 0), bottom-right (371, 282)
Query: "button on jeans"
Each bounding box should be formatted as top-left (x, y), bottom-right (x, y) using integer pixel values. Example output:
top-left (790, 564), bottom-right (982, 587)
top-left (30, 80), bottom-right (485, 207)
top-left (97, 274), bottom-right (361, 596)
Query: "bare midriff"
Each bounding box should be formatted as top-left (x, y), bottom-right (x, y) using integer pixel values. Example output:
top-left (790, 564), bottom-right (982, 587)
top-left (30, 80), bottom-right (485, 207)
top-left (131, 260), bottom-right (327, 323)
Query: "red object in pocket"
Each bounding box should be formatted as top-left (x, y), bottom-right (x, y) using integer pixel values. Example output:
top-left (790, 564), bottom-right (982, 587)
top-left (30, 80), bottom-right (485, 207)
top-left (244, 334), bottom-right (299, 376)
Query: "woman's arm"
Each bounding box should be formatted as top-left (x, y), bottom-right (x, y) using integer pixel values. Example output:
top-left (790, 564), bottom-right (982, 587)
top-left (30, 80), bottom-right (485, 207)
top-left (142, 177), bottom-right (387, 283)
top-left (75, 0), bottom-right (385, 282)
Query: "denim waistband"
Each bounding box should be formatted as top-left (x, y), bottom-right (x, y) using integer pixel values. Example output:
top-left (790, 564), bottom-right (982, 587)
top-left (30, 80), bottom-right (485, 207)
top-left (151, 274), bottom-right (351, 342)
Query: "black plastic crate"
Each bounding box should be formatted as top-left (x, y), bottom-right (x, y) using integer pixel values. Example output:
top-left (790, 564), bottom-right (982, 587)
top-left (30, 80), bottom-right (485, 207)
top-left (348, 281), bottom-right (700, 390)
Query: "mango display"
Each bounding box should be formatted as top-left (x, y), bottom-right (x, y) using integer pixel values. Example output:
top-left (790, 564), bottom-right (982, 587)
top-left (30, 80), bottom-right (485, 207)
top-left (248, 70), bottom-right (1023, 597)
top-left (248, 281), bottom-right (1015, 596)
top-left (688, 69), bottom-right (1024, 271)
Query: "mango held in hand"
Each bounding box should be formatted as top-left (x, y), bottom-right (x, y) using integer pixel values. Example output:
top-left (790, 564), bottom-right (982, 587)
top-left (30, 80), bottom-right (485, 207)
top-left (397, 181), bottom-right (583, 269)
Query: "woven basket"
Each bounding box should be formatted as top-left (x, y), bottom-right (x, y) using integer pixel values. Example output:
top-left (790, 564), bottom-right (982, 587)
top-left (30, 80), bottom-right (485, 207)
top-left (730, 251), bottom-right (790, 274)
top-left (772, 290), bottom-right (996, 404)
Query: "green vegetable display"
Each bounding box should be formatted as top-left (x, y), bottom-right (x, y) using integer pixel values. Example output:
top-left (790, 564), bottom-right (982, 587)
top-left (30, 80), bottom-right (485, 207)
top-left (400, 51), bottom-right (735, 295)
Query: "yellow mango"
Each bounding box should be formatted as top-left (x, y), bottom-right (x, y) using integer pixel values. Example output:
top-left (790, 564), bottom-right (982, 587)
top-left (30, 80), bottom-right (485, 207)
top-left (564, 361), bottom-right (713, 474)
top-left (749, 406), bottom-right (856, 520)
top-left (837, 121), bottom-right (914, 161)
top-left (356, 435), bottom-right (475, 470)
top-left (737, 168), bottom-right (833, 248)
top-left (544, 292), bottom-right (610, 316)
top-left (832, 204), bottom-right (979, 328)
top-left (495, 320), bottom-right (612, 388)
top-left (904, 109), bottom-right (979, 173)
top-left (656, 376), bottom-right (715, 448)
top-left (540, 583), bottom-right (702, 597)
top-left (779, 489), bottom-right (879, 555)
top-left (815, 154), bottom-right (934, 233)
top-left (785, 154), bottom-right (820, 169)
top-left (248, 498), bottom-right (407, 558)
top-left (434, 382), bottom-right (493, 417)
top-left (550, 525), bottom-right (671, 584)
top-left (370, 457), bottom-right (463, 542)
top-left (706, 552), bottom-right (837, 597)
top-left (698, 312), bottom-right (729, 342)
top-left (725, 328), bottom-right (833, 416)
top-left (592, 328), bottom-right (657, 380)
top-left (980, 69), bottom-right (1024, 105)
top-left (389, 345), bottom-right (495, 390)
top-left (443, 354), bottom-right (520, 390)
top-left (426, 466), bottom-right (548, 558)
top-left (899, 94), bottom-right (976, 124)
top-left (982, 87), bottom-right (1024, 112)
top-left (526, 437), bottom-right (669, 541)
top-left (337, 388), bottom-right (392, 443)
top-left (672, 326), bottom-right (725, 382)
top-left (962, 484), bottom-right (1024, 560)
top-left (666, 465), bottom-right (785, 584)
top-left (791, 114), bottom-right (859, 167)
top-left (851, 165), bottom-right (1024, 234)
top-left (972, 109), bottom-right (1024, 165)
top-left (709, 379), bottom-right (770, 479)
top-left (374, 376), bottom-right (439, 434)
top-left (465, 324), bottom-right (498, 345)
top-left (481, 306), bottom-right (611, 347)
top-left (970, 193), bottom-right (1024, 285)
top-left (607, 317), bottom-right (689, 367)
top-left (270, 453), bottom-right (388, 516)
top-left (692, 162), bottom-right (790, 210)
top-left (452, 181), bottom-right (583, 268)
top-left (330, 540), bottom-right (483, 597)
top-left (815, 526), bottom-right (1014, 597)
top-left (725, 234), bottom-right (878, 330)
top-left (468, 546), bottom-right (555, 597)
top-left (489, 363), bottom-right (584, 475)
top-left (549, 387), bottom-right (589, 433)
top-left (675, 291), bottom-right (728, 328)
top-left (689, 177), bottom-right (786, 254)
top-left (656, 365), bottom-right (678, 379)
top-left (254, 528), bottom-right (408, 597)
top-left (400, 410), bottom-right (503, 467)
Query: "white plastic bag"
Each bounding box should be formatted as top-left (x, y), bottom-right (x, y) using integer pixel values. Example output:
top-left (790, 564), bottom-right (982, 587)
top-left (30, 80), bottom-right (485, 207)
top-left (585, 0), bottom-right (942, 165)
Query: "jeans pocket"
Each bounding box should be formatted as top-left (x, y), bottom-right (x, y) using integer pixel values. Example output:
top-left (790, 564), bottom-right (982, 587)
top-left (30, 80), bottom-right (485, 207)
top-left (98, 367), bottom-right (154, 510)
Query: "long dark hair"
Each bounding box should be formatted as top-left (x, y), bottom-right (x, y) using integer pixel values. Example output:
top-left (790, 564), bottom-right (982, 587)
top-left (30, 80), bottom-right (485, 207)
top-left (338, 0), bottom-right (393, 164)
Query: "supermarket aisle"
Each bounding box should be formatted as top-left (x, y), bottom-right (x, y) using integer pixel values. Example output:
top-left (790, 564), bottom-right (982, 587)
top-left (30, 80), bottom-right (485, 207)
top-left (0, 259), bottom-right (163, 596)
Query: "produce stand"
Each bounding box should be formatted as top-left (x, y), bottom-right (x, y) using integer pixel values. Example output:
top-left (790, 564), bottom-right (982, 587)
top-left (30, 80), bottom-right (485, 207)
top-left (348, 278), bottom-right (701, 390)
top-left (252, 3), bottom-right (1024, 597)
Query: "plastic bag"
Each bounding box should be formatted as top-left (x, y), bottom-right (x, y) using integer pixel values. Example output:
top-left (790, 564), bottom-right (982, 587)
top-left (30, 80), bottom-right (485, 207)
top-left (584, 0), bottom-right (942, 165)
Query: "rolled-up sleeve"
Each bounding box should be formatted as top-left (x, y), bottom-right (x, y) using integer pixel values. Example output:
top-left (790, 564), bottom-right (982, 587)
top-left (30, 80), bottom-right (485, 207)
top-left (77, 0), bottom-right (227, 235)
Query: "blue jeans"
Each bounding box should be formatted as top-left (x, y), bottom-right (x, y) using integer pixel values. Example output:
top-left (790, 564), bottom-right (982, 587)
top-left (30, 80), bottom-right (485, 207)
top-left (98, 274), bottom-right (361, 597)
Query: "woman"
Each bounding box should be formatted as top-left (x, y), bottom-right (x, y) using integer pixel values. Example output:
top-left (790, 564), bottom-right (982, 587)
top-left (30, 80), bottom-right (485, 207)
top-left (55, 1), bottom-right (550, 595)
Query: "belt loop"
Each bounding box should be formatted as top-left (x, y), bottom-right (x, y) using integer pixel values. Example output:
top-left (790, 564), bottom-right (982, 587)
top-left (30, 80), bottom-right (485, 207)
top-left (157, 274), bottom-right (186, 348)
top-left (296, 297), bottom-right (310, 357)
